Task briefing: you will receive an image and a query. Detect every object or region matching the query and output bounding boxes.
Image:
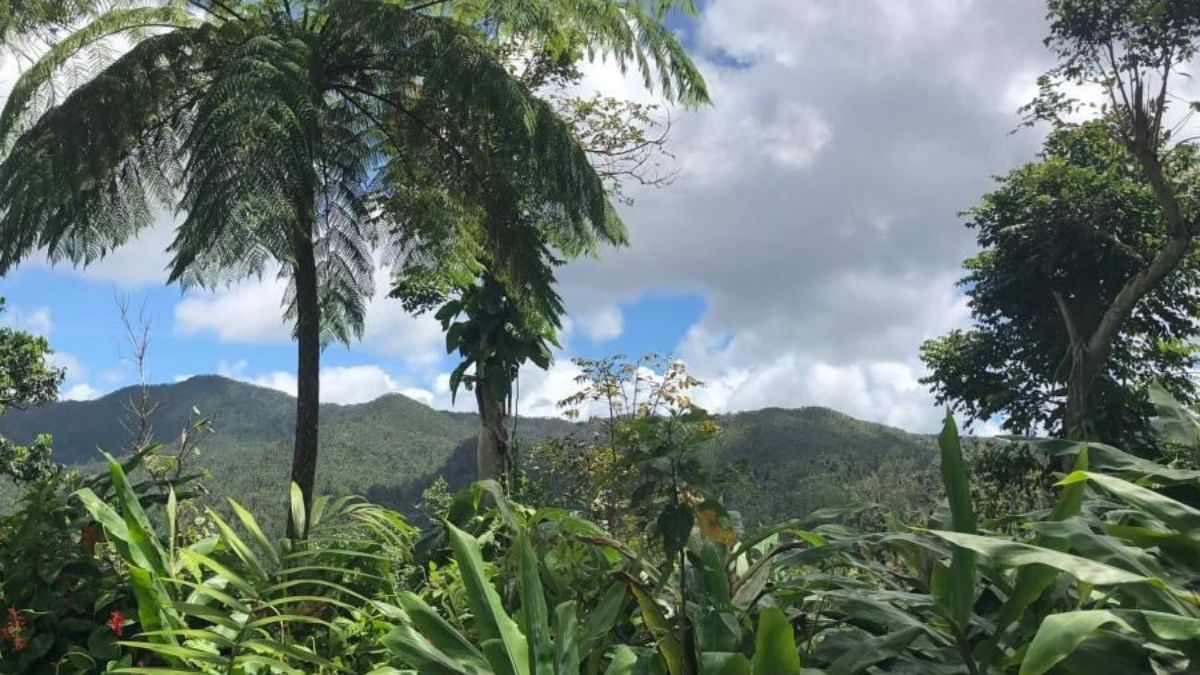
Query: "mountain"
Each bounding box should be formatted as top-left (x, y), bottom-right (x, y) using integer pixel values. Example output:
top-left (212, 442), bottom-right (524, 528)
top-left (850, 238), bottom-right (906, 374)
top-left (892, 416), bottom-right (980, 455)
top-left (0, 376), bottom-right (937, 526)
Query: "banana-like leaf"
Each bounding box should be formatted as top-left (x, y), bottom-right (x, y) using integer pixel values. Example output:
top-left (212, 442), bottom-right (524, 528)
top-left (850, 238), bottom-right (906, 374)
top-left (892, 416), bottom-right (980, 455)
top-left (982, 447), bottom-right (1091, 666)
top-left (627, 579), bottom-right (684, 675)
top-left (752, 607), bottom-right (801, 674)
top-left (935, 412), bottom-right (976, 628)
top-left (446, 521), bottom-right (530, 675)
top-left (923, 530), bottom-right (1158, 587)
top-left (1021, 610), bottom-right (1200, 675)
top-left (1059, 471), bottom-right (1200, 537)
top-left (518, 530), bottom-right (555, 675)
top-left (825, 626), bottom-right (922, 675)
top-left (555, 601), bottom-right (581, 675)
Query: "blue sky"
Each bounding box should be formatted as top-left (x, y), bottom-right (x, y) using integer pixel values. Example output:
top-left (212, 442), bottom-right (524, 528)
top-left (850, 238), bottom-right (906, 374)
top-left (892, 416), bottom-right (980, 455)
top-left (0, 1), bottom-right (1063, 431)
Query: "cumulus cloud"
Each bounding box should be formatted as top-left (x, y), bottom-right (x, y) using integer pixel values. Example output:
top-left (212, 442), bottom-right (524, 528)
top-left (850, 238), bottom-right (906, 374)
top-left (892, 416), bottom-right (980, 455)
top-left (217, 359), bottom-right (435, 406)
top-left (2, 304), bottom-right (52, 335)
top-left (575, 304), bottom-right (624, 343)
top-left (173, 266), bottom-right (445, 364)
top-left (62, 382), bottom-right (102, 401)
top-left (175, 276), bottom-right (292, 343)
top-left (547, 0), bottom-right (1055, 432)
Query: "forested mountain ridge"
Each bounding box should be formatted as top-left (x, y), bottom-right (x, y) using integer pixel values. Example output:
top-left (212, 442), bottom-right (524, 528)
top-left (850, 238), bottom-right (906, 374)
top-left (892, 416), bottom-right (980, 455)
top-left (0, 376), bottom-right (936, 522)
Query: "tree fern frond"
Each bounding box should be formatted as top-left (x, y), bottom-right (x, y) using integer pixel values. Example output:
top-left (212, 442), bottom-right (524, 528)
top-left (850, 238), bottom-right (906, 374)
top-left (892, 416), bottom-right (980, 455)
top-left (0, 27), bottom-right (206, 274)
top-left (0, 5), bottom-right (198, 150)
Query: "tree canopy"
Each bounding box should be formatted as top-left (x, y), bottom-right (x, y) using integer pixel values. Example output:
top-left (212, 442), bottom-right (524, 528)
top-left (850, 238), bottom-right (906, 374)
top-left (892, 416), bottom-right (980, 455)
top-left (0, 298), bottom-right (62, 482)
top-left (921, 122), bottom-right (1200, 447)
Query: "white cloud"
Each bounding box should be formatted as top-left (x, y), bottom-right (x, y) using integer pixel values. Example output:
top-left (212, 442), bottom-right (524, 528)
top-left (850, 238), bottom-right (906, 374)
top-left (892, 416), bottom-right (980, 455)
top-left (173, 266), bottom-right (445, 364)
top-left (217, 359), bottom-right (436, 406)
top-left (575, 304), bottom-right (623, 343)
top-left (62, 382), bottom-right (102, 401)
top-left (539, 0), bottom-right (1055, 433)
top-left (3, 304), bottom-right (52, 335)
top-left (175, 276), bottom-right (292, 343)
top-left (47, 351), bottom-right (84, 379)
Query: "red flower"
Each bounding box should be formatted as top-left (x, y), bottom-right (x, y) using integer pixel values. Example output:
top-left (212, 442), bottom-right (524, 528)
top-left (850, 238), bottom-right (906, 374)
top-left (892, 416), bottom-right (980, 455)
top-left (1, 608), bottom-right (26, 652)
top-left (107, 610), bottom-right (125, 637)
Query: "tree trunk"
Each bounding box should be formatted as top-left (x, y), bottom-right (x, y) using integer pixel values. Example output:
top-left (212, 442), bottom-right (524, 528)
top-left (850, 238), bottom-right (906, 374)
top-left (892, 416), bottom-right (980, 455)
top-left (1062, 343), bottom-right (1102, 443)
top-left (288, 226), bottom-right (321, 539)
top-left (475, 380), bottom-right (510, 488)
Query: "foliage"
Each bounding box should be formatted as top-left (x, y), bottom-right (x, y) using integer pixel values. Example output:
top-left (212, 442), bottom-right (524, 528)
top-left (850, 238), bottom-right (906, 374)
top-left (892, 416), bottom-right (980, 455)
top-left (0, 444), bottom-right (202, 673)
top-left (921, 122), bottom-right (1200, 451)
top-left (0, 374), bottom-right (942, 530)
top-left (523, 355), bottom-right (739, 555)
top-left (0, 0), bottom-right (708, 522)
top-left (0, 297), bottom-right (63, 483)
top-left (994, 0), bottom-right (1200, 443)
top-left (76, 457), bottom-right (417, 673)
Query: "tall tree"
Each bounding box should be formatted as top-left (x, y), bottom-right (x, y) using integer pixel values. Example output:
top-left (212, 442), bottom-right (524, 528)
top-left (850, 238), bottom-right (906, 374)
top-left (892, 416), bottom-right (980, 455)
top-left (921, 122), bottom-right (1200, 449)
top-left (0, 0), bottom-right (706, 532)
top-left (1000, 0), bottom-right (1200, 441)
top-left (391, 41), bottom-right (691, 485)
top-left (0, 298), bottom-right (64, 482)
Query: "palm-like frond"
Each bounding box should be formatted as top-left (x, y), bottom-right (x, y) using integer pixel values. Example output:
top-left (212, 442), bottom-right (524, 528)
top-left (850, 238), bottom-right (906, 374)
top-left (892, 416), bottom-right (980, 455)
top-left (76, 457), bottom-right (416, 673)
top-left (0, 0), bottom-right (704, 341)
top-left (0, 26), bottom-right (206, 273)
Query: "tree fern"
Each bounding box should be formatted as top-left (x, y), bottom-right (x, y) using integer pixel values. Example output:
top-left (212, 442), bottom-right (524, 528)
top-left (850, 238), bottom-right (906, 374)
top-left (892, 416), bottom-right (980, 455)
top-left (0, 0), bottom-right (708, 521)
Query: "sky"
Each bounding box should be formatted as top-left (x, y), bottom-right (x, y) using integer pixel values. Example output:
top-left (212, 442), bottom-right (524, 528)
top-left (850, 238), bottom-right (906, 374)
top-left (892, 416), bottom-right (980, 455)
top-left (0, 0), bottom-right (1063, 432)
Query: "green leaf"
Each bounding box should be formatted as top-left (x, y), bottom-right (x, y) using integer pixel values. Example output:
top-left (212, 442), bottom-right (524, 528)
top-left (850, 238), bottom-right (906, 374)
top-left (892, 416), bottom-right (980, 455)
top-left (923, 530), bottom-right (1155, 587)
top-left (935, 411), bottom-right (976, 627)
top-left (1058, 471), bottom-right (1200, 537)
top-left (628, 580), bottom-right (684, 675)
top-left (290, 482), bottom-right (307, 539)
top-left (826, 626), bottom-right (922, 675)
top-left (445, 522), bottom-right (529, 675)
top-left (602, 646), bottom-right (639, 675)
top-left (517, 530), bottom-right (554, 675)
top-left (554, 601), bottom-right (581, 675)
top-left (395, 592), bottom-right (488, 670)
top-left (752, 608), bottom-right (801, 675)
top-left (983, 447), bottom-right (1091, 666)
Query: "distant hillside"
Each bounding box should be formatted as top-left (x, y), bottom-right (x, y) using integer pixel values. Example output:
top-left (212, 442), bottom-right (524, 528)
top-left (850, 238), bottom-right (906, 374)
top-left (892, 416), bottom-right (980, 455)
top-left (0, 376), bottom-right (936, 526)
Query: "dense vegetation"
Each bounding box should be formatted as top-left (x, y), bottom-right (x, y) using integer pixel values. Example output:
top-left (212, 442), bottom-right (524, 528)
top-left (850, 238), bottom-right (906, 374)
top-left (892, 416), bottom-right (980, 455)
top-left (6, 0), bottom-right (1200, 672)
top-left (0, 374), bottom-right (939, 529)
top-left (3, 384), bottom-right (1199, 672)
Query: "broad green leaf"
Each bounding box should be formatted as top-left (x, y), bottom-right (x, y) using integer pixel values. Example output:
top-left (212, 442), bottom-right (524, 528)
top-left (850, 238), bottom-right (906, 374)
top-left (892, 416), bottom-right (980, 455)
top-left (578, 582), bottom-right (627, 658)
top-left (1021, 610), bottom-right (1179, 675)
top-left (752, 607), bottom-right (801, 675)
top-left (1059, 471), bottom-right (1200, 537)
top-left (983, 447), bottom-right (1091, 666)
top-left (826, 626), bottom-right (922, 675)
top-left (108, 453), bottom-right (168, 577)
top-left (517, 530), bottom-right (554, 675)
top-left (701, 653), bottom-right (752, 675)
top-left (924, 530), bottom-right (1153, 587)
top-left (935, 412), bottom-right (976, 627)
top-left (554, 601), bottom-right (581, 675)
top-left (395, 592), bottom-right (488, 670)
top-left (602, 646), bottom-right (639, 675)
top-left (381, 624), bottom-right (475, 675)
top-left (628, 580), bottom-right (684, 675)
top-left (445, 522), bottom-right (529, 675)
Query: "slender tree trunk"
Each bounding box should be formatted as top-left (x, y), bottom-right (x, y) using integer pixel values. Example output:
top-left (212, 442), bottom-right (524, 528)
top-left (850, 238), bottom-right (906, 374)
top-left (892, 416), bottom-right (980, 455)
top-left (288, 225), bottom-right (321, 539)
top-left (475, 380), bottom-right (510, 488)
